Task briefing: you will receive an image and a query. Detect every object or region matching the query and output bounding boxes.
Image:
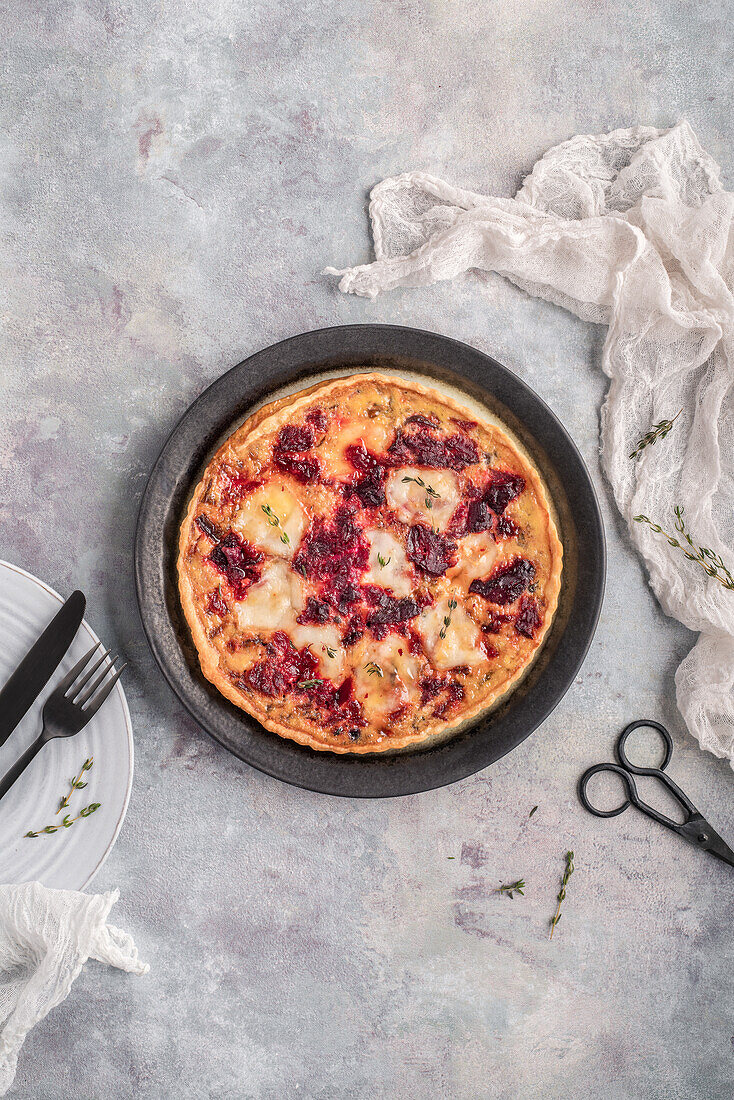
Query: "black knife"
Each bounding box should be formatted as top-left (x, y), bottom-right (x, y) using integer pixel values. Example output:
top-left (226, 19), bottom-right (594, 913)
top-left (0, 589), bottom-right (86, 748)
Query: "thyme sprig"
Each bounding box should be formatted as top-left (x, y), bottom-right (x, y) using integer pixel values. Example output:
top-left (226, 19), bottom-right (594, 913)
top-left (377, 553), bottom-right (391, 568)
top-left (498, 879), bottom-right (525, 899)
top-left (635, 506), bottom-right (734, 591)
top-left (25, 803), bottom-right (101, 839)
top-left (549, 850), bottom-right (574, 939)
top-left (439, 598), bottom-right (458, 640)
top-left (57, 757), bottom-right (94, 814)
top-left (630, 409), bottom-right (682, 459)
top-left (402, 475), bottom-right (440, 510)
top-left (261, 503), bottom-right (290, 545)
top-left (364, 661), bottom-right (383, 677)
top-left (297, 678), bottom-right (323, 690)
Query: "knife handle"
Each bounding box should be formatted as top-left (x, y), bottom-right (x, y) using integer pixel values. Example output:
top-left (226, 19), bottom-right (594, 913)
top-left (0, 735), bottom-right (45, 803)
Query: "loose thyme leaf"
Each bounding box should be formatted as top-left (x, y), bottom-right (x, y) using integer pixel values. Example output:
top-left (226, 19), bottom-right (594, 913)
top-left (364, 661), bottom-right (383, 677)
top-left (630, 409), bottom-right (682, 459)
top-left (325, 646), bottom-right (337, 659)
top-left (528, 805), bottom-right (538, 819)
top-left (297, 679), bottom-right (323, 690)
top-left (549, 850), bottom-right (575, 939)
top-left (635, 506), bottom-right (734, 591)
top-left (377, 554), bottom-right (391, 568)
top-left (56, 758), bottom-right (94, 815)
top-left (498, 879), bottom-right (525, 899)
top-left (401, 474), bottom-right (440, 511)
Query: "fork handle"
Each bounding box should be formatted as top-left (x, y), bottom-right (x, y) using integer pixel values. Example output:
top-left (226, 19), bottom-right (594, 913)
top-left (0, 736), bottom-right (45, 802)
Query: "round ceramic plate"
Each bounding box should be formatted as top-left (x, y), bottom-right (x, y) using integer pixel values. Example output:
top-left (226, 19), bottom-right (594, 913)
top-left (0, 562), bottom-right (133, 888)
top-left (135, 325), bottom-right (606, 797)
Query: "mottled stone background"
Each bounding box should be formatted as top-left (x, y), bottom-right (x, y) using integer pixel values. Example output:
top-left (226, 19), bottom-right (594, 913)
top-left (1, 1), bottom-right (733, 1097)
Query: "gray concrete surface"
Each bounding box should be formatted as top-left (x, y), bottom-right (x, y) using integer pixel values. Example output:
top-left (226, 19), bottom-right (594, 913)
top-left (1, 1), bottom-right (733, 1097)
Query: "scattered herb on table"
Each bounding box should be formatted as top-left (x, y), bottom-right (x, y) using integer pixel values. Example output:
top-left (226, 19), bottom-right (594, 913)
top-left (549, 850), bottom-right (575, 939)
top-left (261, 503), bottom-right (290, 545)
top-left (24, 758), bottom-right (101, 839)
top-left (439, 598), bottom-right (458, 640)
top-left (629, 409), bottom-right (682, 459)
top-left (498, 879), bottom-right (525, 899)
top-left (57, 757), bottom-right (94, 814)
top-left (635, 506), bottom-right (734, 591)
top-left (528, 805), bottom-right (538, 819)
top-left (25, 803), bottom-right (101, 839)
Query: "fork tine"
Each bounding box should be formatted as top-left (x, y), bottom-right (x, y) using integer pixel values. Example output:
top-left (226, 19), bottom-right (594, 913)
top-left (75, 653), bottom-right (117, 707)
top-left (82, 662), bottom-right (127, 716)
top-left (69, 648), bottom-right (112, 701)
top-left (54, 643), bottom-right (100, 694)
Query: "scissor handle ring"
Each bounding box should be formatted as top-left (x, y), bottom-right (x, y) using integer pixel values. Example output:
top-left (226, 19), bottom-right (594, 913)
top-left (617, 719), bottom-right (673, 775)
top-left (578, 762), bottom-right (635, 818)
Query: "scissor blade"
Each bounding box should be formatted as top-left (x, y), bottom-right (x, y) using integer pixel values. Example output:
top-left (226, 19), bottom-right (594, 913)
top-left (701, 824), bottom-right (734, 868)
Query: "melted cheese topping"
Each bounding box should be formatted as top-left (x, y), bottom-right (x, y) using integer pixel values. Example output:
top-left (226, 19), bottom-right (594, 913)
top-left (448, 532), bottom-right (499, 587)
top-left (235, 558), bottom-right (303, 633)
top-left (232, 483), bottom-right (307, 560)
top-left (353, 635), bottom-right (421, 726)
top-left (291, 623), bottom-right (345, 680)
top-left (319, 416), bottom-right (393, 477)
top-left (364, 530), bottom-right (414, 596)
top-left (417, 596), bottom-right (486, 670)
top-left (385, 467), bottom-right (460, 533)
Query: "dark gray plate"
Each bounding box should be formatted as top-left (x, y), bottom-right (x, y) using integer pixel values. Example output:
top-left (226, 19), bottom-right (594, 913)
top-left (134, 325), bottom-right (605, 797)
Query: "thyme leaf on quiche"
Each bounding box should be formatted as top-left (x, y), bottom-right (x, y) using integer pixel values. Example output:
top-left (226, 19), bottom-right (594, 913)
top-left (261, 503), bottom-right (290, 545)
top-left (297, 678), bottom-right (323, 690)
top-left (629, 409), bottom-right (682, 459)
top-left (439, 598), bottom-right (458, 640)
top-left (377, 553), bottom-right (391, 568)
top-left (498, 879), bottom-right (525, 899)
top-left (324, 646), bottom-right (337, 659)
top-left (402, 474), bottom-right (440, 510)
top-left (549, 850), bottom-right (575, 939)
top-left (635, 506), bottom-right (734, 591)
top-left (57, 757), bottom-right (94, 814)
top-left (364, 661), bottom-right (383, 677)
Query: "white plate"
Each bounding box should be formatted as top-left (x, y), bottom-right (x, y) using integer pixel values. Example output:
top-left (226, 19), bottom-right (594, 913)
top-left (0, 562), bottom-right (133, 889)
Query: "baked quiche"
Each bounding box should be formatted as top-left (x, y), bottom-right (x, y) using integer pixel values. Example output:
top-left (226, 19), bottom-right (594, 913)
top-left (178, 373), bottom-right (562, 754)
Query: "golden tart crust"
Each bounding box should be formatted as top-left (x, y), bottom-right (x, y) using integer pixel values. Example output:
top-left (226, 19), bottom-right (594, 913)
top-left (178, 373), bottom-right (563, 754)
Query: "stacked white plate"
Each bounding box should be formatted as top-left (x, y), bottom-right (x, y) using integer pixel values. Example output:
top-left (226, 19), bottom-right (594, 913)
top-left (0, 562), bottom-right (133, 889)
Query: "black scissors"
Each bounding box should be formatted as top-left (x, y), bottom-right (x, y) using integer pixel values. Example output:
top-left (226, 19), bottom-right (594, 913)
top-left (579, 719), bottom-right (734, 867)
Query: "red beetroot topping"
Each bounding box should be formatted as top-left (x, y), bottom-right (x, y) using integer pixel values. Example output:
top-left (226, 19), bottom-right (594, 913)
top-left (481, 610), bottom-right (513, 634)
top-left (296, 596), bottom-right (332, 625)
top-left (196, 515), bottom-right (222, 543)
top-left (209, 531), bottom-right (263, 600)
top-left (342, 614), bottom-right (364, 648)
top-left (306, 407), bottom-right (328, 434)
top-left (220, 471), bottom-right (261, 506)
top-left (244, 630), bottom-right (318, 696)
top-left (405, 524), bottom-right (457, 577)
top-left (387, 424), bottom-right (479, 471)
top-left (515, 594), bottom-right (542, 638)
top-left (345, 441), bottom-right (388, 508)
top-left (273, 423), bottom-right (321, 484)
top-left (469, 557), bottom-right (535, 605)
top-left (433, 680), bottom-right (465, 717)
top-left (419, 675), bottom-right (465, 716)
top-left (363, 585), bottom-right (421, 639)
top-left (206, 590), bottom-right (228, 616)
top-left (299, 673), bottom-right (366, 734)
top-left (483, 470), bottom-right (525, 515)
top-left (293, 504), bottom-right (369, 614)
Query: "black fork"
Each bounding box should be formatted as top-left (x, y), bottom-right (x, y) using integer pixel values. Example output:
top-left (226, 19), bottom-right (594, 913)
top-left (0, 643), bottom-right (126, 803)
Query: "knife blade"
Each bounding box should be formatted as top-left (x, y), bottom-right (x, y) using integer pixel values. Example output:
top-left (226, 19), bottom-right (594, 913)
top-left (0, 589), bottom-right (86, 748)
